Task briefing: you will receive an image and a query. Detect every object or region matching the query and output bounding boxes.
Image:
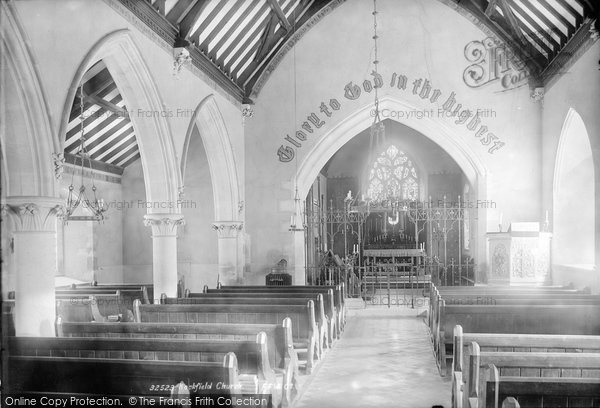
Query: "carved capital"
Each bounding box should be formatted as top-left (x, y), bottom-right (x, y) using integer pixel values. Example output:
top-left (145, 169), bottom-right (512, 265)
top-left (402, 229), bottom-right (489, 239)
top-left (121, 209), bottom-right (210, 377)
top-left (212, 221), bottom-right (244, 239)
top-left (530, 87), bottom-right (544, 103)
top-left (1, 197), bottom-right (64, 232)
top-left (143, 213), bottom-right (185, 237)
top-left (52, 152), bottom-right (65, 180)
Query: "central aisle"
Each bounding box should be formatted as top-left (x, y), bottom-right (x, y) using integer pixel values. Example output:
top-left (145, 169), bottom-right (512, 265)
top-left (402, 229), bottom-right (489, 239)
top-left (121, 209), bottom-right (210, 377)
top-left (294, 305), bottom-right (451, 408)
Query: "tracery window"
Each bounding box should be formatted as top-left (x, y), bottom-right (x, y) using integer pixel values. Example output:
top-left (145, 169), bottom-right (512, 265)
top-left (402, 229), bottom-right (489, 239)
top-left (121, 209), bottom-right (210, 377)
top-left (366, 145), bottom-right (419, 201)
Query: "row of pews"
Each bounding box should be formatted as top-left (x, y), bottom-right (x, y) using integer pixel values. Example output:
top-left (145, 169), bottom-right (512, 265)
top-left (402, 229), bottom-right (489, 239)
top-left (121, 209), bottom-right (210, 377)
top-left (5, 283), bottom-right (346, 408)
top-left (428, 283), bottom-right (600, 408)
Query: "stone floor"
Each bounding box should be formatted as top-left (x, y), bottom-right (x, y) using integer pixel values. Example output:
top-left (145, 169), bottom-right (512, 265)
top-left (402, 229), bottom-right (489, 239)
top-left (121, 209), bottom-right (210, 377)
top-left (294, 302), bottom-right (451, 408)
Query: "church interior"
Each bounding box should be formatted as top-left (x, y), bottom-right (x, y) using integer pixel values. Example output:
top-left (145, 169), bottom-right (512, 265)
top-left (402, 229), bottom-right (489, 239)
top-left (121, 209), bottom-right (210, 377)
top-left (1, 0), bottom-right (599, 407)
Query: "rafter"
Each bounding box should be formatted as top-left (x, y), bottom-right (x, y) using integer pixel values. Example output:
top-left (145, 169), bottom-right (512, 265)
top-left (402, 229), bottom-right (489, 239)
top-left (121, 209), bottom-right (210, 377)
top-left (554, 0), bottom-right (583, 26)
top-left (178, 0), bottom-right (210, 39)
top-left (197, 0), bottom-right (246, 53)
top-left (507, 0), bottom-right (556, 57)
top-left (464, 0), bottom-right (543, 72)
top-left (485, 0), bottom-right (499, 17)
top-left (521, 0), bottom-right (568, 45)
top-left (537, 0), bottom-right (575, 36)
top-left (497, 0), bottom-right (527, 45)
top-left (84, 93), bottom-right (129, 118)
top-left (266, 0), bottom-right (292, 32)
top-left (166, 0), bottom-right (196, 25)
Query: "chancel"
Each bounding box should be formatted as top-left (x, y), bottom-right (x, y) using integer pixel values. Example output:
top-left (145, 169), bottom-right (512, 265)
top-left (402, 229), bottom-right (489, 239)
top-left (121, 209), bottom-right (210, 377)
top-left (1, 0), bottom-right (599, 407)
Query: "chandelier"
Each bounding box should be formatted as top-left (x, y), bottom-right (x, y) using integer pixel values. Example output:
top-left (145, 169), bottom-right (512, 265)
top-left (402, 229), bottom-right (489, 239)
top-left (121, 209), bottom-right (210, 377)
top-left (369, 0), bottom-right (385, 146)
top-left (64, 84), bottom-right (108, 222)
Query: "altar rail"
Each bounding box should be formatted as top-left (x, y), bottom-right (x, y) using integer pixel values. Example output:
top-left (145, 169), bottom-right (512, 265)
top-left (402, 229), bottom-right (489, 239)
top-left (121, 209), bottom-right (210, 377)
top-left (305, 257), bottom-right (475, 300)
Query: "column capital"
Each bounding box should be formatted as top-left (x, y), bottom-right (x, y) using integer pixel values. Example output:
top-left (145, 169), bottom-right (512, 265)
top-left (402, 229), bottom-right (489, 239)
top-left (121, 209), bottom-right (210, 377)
top-left (212, 221), bottom-right (244, 238)
top-left (143, 213), bottom-right (185, 237)
top-left (1, 196), bottom-right (64, 232)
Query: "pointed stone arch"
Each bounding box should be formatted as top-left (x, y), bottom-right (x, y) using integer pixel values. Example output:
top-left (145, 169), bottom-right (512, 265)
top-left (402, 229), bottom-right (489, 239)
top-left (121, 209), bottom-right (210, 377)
top-left (0, 1), bottom-right (58, 197)
top-left (292, 96), bottom-right (488, 281)
top-left (181, 94), bottom-right (240, 222)
top-left (180, 95), bottom-right (243, 284)
top-left (57, 29), bottom-right (181, 210)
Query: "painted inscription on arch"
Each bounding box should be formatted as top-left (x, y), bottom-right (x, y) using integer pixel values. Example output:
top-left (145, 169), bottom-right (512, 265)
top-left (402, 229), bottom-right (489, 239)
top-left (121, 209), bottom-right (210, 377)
top-left (276, 72), bottom-right (506, 162)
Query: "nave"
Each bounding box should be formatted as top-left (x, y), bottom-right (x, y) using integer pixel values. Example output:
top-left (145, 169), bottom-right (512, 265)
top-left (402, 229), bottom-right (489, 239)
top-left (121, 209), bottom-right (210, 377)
top-left (2, 0), bottom-right (600, 407)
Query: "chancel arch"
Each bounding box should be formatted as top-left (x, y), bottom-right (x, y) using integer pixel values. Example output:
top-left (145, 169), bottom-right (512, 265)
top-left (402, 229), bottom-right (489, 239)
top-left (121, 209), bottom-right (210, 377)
top-left (294, 97), bottom-right (488, 281)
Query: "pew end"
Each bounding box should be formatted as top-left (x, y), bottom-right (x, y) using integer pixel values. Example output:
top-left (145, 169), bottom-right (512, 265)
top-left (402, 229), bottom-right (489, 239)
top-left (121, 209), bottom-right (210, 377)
top-left (501, 397), bottom-right (520, 408)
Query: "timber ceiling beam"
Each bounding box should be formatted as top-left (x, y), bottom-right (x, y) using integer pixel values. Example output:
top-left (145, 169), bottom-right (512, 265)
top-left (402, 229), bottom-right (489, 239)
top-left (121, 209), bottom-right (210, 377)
top-left (485, 0), bottom-right (499, 17)
top-left (166, 0), bottom-right (196, 25)
top-left (463, 0), bottom-right (543, 73)
top-left (178, 0), bottom-right (210, 40)
top-left (266, 0), bottom-right (292, 32)
top-left (497, 0), bottom-right (527, 45)
top-left (83, 93), bottom-right (129, 118)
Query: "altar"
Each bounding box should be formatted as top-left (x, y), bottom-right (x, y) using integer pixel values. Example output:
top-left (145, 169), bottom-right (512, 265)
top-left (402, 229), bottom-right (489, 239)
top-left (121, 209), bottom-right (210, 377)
top-left (486, 223), bottom-right (552, 285)
top-left (363, 248), bottom-right (425, 267)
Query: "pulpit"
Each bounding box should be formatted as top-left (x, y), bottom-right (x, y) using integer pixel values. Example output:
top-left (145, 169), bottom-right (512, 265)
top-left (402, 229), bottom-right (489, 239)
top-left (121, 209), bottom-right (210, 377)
top-left (486, 222), bottom-right (552, 285)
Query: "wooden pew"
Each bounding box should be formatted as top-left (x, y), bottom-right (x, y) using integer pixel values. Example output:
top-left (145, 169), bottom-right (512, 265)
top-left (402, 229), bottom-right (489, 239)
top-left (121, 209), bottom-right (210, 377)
top-left (55, 294), bottom-right (119, 323)
top-left (489, 374), bottom-right (600, 408)
top-left (7, 335), bottom-right (280, 406)
top-left (459, 342), bottom-right (600, 408)
top-left (198, 290), bottom-right (340, 341)
top-left (134, 300), bottom-right (318, 374)
top-left (211, 284), bottom-right (346, 329)
top-left (55, 319), bottom-right (300, 406)
top-left (204, 286), bottom-right (344, 336)
top-left (429, 291), bottom-right (600, 342)
top-left (452, 325), bottom-right (600, 406)
top-left (7, 353), bottom-right (240, 401)
top-left (56, 292), bottom-right (140, 322)
top-left (433, 301), bottom-right (600, 375)
top-left (176, 293), bottom-right (334, 351)
top-left (428, 283), bottom-right (591, 335)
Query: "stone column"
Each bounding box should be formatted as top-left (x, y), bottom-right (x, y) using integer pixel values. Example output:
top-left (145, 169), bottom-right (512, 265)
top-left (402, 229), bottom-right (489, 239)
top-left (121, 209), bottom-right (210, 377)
top-left (1, 197), bottom-right (63, 336)
top-left (144, 214), bottom-right (184, 299)
top-left (293, 230), bottom-right (307, 285)
top-left (212, 221), bottom-right (244, 285)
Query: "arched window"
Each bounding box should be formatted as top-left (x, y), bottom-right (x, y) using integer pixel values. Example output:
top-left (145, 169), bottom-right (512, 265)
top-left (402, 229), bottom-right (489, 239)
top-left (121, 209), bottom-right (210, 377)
top-left (367, 145), bottom-right (419, 201)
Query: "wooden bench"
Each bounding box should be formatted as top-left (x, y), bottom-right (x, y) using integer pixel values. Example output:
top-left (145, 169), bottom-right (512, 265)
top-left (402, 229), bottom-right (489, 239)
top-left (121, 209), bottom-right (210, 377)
top-left (8, 335), bottom-right (280, 404)
top-left (452, 325), bottom-right (600, 406)
top-left (134, 300), bottom-right (319, 374)
top-left (429, 291), bottom-right (600, 342)
top-left (55, 294), bottom-right (122, 323)
top-left (204, 286), bottom-right (344, 337)
top-left (433, 302), bottom-right (600, 375)
top-left (487, 374), bottom-right (600, 408)
top-left (210, 285), bottom-right (346, 330)
top-left (428, 283), bottom-right (591, 334)
top-left (56, 319), bottom-right (299, 407)
top-left (7, 354), bottom-right (241, 402)
top-left (177, 293), bottom-right (334, 351)
top-left (455, 342), bottom-right (600, 408)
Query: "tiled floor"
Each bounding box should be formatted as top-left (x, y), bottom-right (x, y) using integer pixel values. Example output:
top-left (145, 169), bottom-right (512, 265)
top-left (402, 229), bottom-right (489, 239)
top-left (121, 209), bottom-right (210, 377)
top-left (294, 304), bottom-right (451, 408)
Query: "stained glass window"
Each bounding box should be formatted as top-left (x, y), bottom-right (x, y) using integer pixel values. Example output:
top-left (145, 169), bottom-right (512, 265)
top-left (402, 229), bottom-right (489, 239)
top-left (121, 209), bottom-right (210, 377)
top-left (367, 145), bottom-right (419, 201)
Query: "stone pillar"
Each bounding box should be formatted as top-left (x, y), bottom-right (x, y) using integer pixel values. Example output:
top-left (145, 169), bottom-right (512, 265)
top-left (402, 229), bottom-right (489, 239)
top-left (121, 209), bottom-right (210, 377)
top-left (293, 230), bottom-right (307, 285)
top-left (144, 214), bottom-right (184, 298)
top-left (212, 221), bottom-right (244, 285)
top-left (1, 198), bottom-right (63, 336)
